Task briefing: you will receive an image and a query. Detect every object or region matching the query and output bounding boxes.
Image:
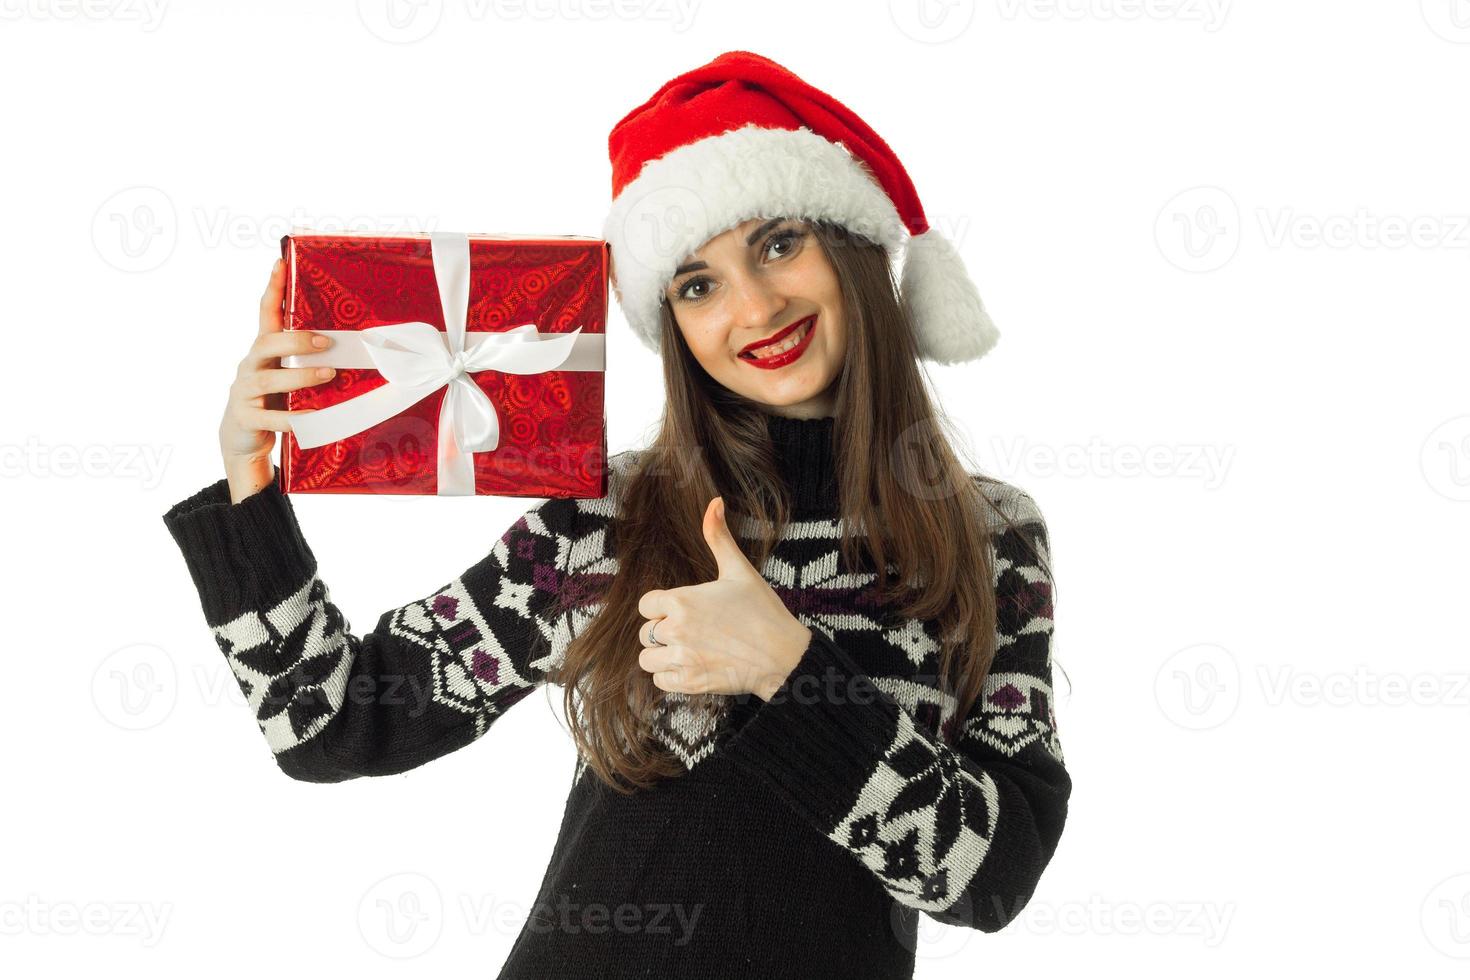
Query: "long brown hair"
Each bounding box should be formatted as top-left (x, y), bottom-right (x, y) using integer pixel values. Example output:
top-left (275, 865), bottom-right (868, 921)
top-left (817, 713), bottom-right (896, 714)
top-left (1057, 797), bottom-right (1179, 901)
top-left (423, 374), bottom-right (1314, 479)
top-left (546, 219), bottom-right (1052, 794)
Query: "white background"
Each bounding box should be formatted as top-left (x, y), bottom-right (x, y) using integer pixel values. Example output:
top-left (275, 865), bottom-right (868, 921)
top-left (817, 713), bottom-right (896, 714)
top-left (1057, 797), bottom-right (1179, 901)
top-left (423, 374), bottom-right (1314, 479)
top-left (4, 1), bottom-right (1468, 976)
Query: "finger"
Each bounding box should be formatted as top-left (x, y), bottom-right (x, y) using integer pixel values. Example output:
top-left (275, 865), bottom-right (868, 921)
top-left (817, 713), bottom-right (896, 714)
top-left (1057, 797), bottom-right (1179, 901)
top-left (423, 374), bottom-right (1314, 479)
top-left (637, 588), bottom-right (669, 621)
top-left (238, 366), bottom-right (336, 399)
top-left (702, 496), bottom-right (753, 579)
top-left (651, 669), bottom-right (691, 694)
top-left (638, 645), bottom-right (688, 674)
top-left (638, 646), bottom-right (666, 673)
top-left (243, 328), bottom-right (333, 373)
top-left (258, 258), bottom-right (286, 336)
top-left (239, 407), bottom-right (318, 433)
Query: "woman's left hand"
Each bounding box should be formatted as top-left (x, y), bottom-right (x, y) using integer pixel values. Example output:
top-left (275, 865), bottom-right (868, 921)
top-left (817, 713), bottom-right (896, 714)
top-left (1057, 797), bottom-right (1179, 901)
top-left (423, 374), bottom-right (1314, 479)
top-left (637, 497), bottom-right (812, 701)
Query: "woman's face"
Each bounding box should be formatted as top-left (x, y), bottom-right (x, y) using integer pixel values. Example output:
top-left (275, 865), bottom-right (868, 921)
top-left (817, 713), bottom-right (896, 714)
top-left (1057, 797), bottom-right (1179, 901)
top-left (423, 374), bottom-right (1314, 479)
top-left (664, 216), bottom-right (846, 419)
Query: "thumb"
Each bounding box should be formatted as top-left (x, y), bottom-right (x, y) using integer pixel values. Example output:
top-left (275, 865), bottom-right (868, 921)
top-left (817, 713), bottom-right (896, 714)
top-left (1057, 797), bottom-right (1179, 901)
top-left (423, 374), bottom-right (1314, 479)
top-left (702, 497), bottom-right (753, 579)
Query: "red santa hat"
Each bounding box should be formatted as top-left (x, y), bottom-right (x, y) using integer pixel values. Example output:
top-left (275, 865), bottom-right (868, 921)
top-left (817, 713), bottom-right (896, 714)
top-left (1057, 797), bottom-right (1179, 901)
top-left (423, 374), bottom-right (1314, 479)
top-left (601, 50), bottom-right (999, 366)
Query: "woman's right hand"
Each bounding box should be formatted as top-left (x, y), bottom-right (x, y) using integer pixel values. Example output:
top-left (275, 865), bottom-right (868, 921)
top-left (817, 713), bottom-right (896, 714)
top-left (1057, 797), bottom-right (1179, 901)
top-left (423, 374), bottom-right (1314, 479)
top-left (218, 258), bottom-right (336, 503)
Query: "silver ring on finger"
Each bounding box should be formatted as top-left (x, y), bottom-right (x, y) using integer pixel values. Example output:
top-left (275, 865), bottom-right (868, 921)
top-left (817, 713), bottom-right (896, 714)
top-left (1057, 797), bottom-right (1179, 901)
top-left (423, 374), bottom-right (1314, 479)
top-left (648, 619), bottom-right (665, 647)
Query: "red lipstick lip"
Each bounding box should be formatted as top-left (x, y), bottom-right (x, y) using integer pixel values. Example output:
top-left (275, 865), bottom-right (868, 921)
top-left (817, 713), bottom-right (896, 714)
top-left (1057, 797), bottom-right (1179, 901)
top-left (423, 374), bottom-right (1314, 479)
top-left (740, 315), bottom-right (817, 369)
top-left (739, 315), bottom-right (816, 356)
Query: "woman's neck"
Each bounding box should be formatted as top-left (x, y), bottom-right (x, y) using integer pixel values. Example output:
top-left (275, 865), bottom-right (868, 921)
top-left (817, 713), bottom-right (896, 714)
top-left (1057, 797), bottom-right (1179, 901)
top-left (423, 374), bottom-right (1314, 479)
top-left (762, 411), bottom-right (838, 518)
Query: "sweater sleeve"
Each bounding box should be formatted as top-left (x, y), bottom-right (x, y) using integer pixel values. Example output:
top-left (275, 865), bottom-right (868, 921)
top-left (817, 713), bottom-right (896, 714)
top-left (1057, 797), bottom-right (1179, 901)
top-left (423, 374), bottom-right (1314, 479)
top-left (160, 465), bottom-right (588, 783)
top-left (715, 492), bottom-right (1068, 933)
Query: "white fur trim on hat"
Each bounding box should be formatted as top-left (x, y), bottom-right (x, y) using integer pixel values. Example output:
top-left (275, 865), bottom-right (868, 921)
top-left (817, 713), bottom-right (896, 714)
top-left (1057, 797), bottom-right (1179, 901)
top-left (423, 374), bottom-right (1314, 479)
top-left (602, 123), bottom-right (999, 364)
top-left (900, 227), bottom-right (1000, 364)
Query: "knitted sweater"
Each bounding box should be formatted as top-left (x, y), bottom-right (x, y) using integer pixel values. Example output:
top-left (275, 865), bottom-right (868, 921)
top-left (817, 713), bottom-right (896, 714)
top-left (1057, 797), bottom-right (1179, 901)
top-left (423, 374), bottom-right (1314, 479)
top-left (161, 412), bottom-right (1069, 979)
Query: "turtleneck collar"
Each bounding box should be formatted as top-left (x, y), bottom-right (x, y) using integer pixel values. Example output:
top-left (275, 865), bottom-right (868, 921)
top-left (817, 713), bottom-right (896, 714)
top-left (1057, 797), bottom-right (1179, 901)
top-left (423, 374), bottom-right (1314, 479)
top-left (762, 412), bottom-right (839, 518)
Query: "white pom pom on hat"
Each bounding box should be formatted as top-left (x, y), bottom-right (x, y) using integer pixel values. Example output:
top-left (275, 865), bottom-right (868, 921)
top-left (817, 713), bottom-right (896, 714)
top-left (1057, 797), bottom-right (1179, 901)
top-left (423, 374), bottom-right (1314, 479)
top-left (602, 49), bottom-right (999, 366)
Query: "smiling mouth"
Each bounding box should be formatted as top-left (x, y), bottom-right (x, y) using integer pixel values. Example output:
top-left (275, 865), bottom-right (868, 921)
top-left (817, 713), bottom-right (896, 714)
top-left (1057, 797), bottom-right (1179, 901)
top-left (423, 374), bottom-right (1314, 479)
top-left (739, 315), bottom-right (816, 360)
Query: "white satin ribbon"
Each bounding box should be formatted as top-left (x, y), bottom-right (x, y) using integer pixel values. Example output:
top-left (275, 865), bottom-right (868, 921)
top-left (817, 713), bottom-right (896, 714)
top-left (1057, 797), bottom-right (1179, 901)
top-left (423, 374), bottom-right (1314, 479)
top-left (282, 231), bottom-right (604, 496)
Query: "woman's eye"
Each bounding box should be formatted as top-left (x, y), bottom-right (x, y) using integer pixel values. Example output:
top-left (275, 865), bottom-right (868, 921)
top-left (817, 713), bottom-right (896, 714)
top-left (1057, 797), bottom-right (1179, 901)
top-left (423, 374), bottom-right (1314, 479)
top-left (765, 229), bottom-right (805, 259)
top-left (677, 277), bottom-right (711, 302)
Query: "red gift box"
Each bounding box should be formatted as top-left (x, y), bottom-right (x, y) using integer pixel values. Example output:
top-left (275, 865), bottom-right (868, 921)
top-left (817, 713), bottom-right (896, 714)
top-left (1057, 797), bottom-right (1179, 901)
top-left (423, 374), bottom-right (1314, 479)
top-left (276, 230), bottom-right (608, 498)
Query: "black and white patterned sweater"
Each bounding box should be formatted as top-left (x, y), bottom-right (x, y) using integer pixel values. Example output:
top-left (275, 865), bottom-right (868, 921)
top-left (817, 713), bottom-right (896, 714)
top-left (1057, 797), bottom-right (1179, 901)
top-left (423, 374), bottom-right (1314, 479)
top-left (162, 412), bottom-right (1069, 980)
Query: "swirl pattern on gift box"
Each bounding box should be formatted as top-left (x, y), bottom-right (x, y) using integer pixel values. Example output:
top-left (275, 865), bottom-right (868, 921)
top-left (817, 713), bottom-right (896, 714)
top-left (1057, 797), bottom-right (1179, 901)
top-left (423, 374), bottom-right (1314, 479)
top-left (541, 413), bottom-right (569, 448)
top-left (278, 233), bottom-right (607, 497)
top-left (507, 413), bottom-right (536, 447)
top-left (331, 292), bottom-right (366, 327)
top-left (541, 375), bottom-right (572, 410)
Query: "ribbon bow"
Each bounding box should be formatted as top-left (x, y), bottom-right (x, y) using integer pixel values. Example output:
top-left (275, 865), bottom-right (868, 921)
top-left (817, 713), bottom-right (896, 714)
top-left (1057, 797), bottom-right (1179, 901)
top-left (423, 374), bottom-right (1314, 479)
top-left (285, 231), bottom-right (601, 495)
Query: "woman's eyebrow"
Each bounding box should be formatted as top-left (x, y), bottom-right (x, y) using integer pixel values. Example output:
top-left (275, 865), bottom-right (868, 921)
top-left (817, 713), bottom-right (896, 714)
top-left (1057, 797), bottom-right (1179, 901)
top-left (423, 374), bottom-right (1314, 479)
top-left (672, 218), bottom-right (789, 277)
top-left (744, 217), bottom-right (784, 245)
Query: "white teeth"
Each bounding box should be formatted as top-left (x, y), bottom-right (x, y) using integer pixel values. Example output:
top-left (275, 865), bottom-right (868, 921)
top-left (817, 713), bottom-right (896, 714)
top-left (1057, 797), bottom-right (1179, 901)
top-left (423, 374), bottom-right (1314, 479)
top-left (748, 319), bottom-right (811, 360)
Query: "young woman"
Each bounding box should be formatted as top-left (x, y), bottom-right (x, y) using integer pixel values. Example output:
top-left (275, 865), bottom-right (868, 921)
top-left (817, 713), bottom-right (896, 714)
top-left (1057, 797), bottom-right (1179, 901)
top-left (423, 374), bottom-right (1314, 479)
top-left (164, 50), bottom-right (1069, 980)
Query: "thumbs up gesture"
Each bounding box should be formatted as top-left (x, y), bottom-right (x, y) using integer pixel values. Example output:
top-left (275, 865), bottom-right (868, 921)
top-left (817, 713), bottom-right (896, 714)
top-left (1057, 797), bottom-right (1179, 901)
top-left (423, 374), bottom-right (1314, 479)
top-left (637, 497), bottom-right (813, 702)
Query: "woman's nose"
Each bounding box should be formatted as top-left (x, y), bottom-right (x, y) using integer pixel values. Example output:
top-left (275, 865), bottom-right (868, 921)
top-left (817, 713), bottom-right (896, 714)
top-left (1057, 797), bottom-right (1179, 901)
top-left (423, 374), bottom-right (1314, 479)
top-left (729, 274), bottom-right (786, 329)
